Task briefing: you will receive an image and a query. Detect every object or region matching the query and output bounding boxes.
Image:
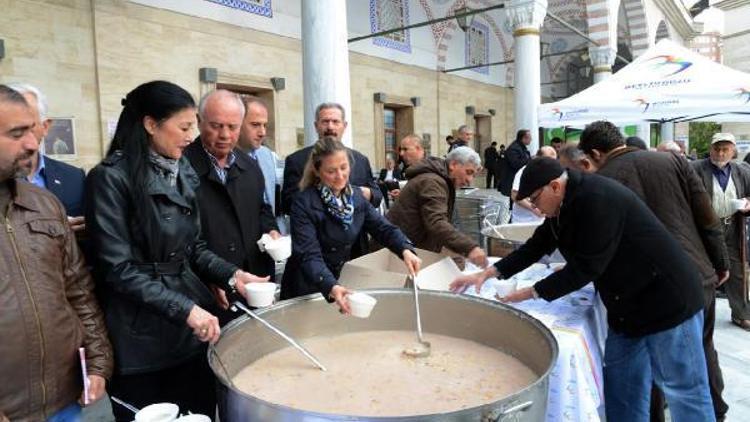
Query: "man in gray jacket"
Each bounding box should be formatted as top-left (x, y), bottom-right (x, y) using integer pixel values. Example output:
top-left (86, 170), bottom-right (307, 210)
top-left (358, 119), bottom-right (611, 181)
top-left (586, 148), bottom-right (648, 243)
top-left (579, 120), bottom-right (730, 421)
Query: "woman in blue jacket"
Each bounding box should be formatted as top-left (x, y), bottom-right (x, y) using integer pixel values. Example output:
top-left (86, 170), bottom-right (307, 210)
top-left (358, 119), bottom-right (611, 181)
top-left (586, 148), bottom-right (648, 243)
top-left (281, 137), bottom-right (421, 312)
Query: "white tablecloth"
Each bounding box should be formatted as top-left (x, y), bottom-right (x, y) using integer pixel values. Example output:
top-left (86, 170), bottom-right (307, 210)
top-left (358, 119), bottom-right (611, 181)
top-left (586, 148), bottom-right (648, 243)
top-left (462, 263), bottom-right (607, 422)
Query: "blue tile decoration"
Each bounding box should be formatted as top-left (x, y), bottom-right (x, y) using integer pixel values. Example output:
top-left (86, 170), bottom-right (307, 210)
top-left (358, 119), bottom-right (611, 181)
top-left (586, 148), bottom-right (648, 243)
top-left (466, 20), bottom-right (489, 74)
top-left (370, 0), bottom-right (411, 53)
top-left (205, 0), bottom-right (272, 18)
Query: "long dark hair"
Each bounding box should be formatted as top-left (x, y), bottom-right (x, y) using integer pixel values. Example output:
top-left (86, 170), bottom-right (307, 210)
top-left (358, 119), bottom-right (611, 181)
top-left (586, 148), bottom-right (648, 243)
top-left (108, 80), bottom-right (195, 196)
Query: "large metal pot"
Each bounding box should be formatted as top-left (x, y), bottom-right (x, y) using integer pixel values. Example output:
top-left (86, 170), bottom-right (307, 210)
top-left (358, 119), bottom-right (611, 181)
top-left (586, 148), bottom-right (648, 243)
top-left (209, 289), bottom-right (558, 421)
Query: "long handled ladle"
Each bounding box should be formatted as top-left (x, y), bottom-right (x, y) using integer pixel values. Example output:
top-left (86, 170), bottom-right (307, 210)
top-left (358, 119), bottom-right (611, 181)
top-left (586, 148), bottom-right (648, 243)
top-left (231, 300), bottom-right (327, 371)
top-left (403, 275), bottom-right (431, 358)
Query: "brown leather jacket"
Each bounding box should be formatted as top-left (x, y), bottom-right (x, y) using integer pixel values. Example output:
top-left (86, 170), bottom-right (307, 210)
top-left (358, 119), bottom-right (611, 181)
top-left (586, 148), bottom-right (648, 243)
top-left (0, 180), bottom-right (112, 421)
top-left (387, 157), bottom-right (478, 255)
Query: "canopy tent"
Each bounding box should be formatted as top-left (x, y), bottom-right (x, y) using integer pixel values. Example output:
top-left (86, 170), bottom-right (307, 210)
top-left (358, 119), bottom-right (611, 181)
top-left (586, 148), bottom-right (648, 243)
top-left (538, 39), bottom-right (750, 127)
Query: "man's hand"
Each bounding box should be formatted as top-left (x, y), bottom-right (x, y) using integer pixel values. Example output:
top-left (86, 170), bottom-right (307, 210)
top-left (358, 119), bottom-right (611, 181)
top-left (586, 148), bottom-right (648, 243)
top-left (715, 270), bottom-right (730, 287)
top-left (449, 266), bottom-right (496, 294)
top-left (267, 230), bottom-right (282, 240)
top-left (467, 246), bottom-right (489, 268)
top-left (233, 270), bottom-right (271, 301)
top-left (359, 186), bottom-right (372, 202)
top-left (403, 249), bottom-right (422, 277)
top-left (67, 216), bottom-right (85, 232)
top-left (79, 374), bottom-right (106, 406)
top-left (330, 285), bottom-right (352, 315)
top-left (498, 286), bottom-right (535, 303)
top-left (389, 189), bottom-right (400, 199)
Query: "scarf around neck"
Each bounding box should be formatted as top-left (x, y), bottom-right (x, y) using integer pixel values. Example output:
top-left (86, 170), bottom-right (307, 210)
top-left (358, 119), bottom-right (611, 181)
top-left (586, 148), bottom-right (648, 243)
top-left (318, 183), bottom-right (354, 227)
top-left (148, 149), bottom-right (180, 187)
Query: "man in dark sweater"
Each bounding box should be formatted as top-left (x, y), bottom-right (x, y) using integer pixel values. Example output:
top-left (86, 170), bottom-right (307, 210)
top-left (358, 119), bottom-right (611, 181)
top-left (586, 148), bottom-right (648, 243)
top-left (497, 129), bottom-right (531, 196)
top-left (451, 157), bottom-right (715, 422)
top-left (579, 121), bottom-right (730, 421)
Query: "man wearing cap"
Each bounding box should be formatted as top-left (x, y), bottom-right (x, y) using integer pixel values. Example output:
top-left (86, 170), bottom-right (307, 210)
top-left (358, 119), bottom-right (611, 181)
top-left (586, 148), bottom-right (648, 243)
top-left (692, 133), bottom-right (750, 330)
top-left (451, 157), bottom-right (714, 422)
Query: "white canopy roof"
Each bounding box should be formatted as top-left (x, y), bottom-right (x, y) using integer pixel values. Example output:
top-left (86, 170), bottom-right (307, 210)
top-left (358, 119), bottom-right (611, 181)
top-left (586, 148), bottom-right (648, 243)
top-left (538, 39), bottom-right (750, 127)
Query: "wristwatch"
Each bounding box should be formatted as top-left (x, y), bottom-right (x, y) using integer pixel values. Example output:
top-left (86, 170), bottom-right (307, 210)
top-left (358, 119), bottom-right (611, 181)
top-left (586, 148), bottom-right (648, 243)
top-left (228, 276), bottom-right (238, 294)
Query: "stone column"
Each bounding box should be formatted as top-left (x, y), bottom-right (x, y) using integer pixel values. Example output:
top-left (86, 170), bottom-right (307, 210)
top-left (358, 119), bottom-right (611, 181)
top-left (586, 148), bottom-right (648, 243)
top-left (507, 0), bottom-right (548, 154)
top-left (589, 46), bottom-right (617, 84)
top-left (301, 0), bottom-right (353, 147)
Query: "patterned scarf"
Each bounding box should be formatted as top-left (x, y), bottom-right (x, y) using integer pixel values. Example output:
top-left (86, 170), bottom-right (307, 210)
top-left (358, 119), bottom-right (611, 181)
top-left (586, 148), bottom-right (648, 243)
top-left (148, 149), bottom-right (180, 187)
top-left (318, 184), bottom-right (354, 227)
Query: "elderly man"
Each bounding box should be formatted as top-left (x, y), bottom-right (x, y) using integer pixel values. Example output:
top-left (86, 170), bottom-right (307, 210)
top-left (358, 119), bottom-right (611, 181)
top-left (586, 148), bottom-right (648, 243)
top-left (558, 143), bottom-right (595, 172)
top-left (387, 146), bottom-right (489, 267)
top-left (579, 120), bottom-right (730, 421)
top-left (184, 90), bottom-right (279, 306)
top-left (449, 125), bottom-right (473, 152)
top-left (9, 83), bottom-right (86, 232)
top-left (510, 145), bottom-right (557, 223)
top-left (0, 86), bottom-right (113, 421)
top-left (237, 96), bottom-right (279, 216)
top-left (692, 133), bottom-right (750, 331)
top-left (281, 103), bottom-right (381, 258)
top-left (451, 157), bottom-right (715, 422)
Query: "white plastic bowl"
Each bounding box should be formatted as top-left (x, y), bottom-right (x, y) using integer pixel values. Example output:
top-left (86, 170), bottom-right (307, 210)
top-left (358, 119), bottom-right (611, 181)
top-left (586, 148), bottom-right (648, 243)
top-left (494, 279), bottom-right (518, 299)
top-left (134, 403), bottom-right (179, 422)
top-left (174, 415), bottom-right (211, 422)
top-left (348, 292), bottom-right (377, 318)
top-left (265, 236), bottom-right (292, 261)
top-left (246, 282), bottom-right (277, 307)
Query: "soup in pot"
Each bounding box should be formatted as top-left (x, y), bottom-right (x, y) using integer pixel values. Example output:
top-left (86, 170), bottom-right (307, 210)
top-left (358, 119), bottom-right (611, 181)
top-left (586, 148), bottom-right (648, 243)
top-left (232, 330), bottom-right (537, 417)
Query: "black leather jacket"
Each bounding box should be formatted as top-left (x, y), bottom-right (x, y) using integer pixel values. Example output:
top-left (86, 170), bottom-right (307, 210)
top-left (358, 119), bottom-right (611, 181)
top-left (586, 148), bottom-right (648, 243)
top-left (85, 151), bottom-right (237, 374)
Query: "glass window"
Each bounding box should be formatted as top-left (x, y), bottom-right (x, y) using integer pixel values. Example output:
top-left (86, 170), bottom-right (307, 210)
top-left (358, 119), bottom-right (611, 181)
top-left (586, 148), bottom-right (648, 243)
top-left (384, 108), bottom-right (397, 163)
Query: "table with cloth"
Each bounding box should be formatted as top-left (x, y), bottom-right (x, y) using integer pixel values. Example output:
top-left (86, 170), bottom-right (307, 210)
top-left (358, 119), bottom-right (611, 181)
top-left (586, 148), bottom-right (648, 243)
top-left (462, 261), bottom-right (608, 422)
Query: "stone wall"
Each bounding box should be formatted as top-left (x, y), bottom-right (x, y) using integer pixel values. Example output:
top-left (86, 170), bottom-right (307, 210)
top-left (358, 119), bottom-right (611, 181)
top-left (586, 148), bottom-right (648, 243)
top-left (1, 0), bottom-right (514, 170)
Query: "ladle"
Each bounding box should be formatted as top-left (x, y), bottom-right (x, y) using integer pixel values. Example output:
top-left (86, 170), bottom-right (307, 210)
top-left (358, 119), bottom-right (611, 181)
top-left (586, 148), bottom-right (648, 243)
top-left (403, 274), bottom-right (431, 358)
top-left (231, 300), bottom-right (327, 371)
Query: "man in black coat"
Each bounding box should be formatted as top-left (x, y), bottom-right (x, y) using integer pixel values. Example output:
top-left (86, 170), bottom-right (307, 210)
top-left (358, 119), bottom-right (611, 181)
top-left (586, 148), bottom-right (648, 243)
top-left (281, 103), bottom-right (381, 258)
top-left (497, 129), bottom-right (531, 196)
top-left (452, 158), bottom-right (715, 422)
top-left (186, 90), bottom-right (279, 300)
top-left (579, 121), bottom-right (730, 421)
top-left (483, 141), bottom-right (498, 188)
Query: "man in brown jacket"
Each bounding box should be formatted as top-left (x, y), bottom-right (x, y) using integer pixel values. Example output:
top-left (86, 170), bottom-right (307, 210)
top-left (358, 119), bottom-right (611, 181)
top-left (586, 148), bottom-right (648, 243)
top-left (0, 85), bottom-right (113, 421)
top-left (387, 146), bottom-right (489, 267)
top-left (579, 121), bottom-right (730, 422)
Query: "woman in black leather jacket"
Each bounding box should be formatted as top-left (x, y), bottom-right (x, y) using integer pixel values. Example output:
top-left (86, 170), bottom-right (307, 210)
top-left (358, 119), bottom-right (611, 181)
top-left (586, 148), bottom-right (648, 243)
top-left (86, 81), bottom-right (262, 420)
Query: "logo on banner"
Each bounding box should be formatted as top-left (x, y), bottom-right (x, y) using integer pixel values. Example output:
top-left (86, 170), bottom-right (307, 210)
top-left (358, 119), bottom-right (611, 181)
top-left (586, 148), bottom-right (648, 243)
top-left (634, 97), bottom-right (679, 113)
top-left (738, 88), bottom-right (750, 104)
top-left (647, 55), bottom-right (693, 77)
top-left (550, 107), bottom-right (588, 121)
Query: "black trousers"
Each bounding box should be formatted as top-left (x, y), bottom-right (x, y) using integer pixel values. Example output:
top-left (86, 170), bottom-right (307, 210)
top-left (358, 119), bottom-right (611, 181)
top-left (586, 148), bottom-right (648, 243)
top-left (485, 165), bottom-right (496, 189)
top-left (109, 353), bottom-right (216, 421)
top-left (650, 285), bottom-right (727, 421)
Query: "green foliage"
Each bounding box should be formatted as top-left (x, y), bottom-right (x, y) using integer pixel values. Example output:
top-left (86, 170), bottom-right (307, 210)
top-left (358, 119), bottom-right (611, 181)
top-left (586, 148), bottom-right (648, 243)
top-left (689, 122), bottom-right (721, 158)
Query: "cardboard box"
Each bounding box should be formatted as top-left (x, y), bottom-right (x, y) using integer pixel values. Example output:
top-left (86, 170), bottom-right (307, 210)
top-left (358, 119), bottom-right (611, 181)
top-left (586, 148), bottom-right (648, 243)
top-left (338, 248), bottom-right (459, 291)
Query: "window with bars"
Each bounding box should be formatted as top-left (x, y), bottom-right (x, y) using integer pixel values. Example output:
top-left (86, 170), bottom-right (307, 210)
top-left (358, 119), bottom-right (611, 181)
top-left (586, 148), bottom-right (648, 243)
top-left (384, 108), bottom-right (397, 162)
top-left (465, 21), bottom-right (489, 74)
top-left (370, 0), bottom-right (411, 53)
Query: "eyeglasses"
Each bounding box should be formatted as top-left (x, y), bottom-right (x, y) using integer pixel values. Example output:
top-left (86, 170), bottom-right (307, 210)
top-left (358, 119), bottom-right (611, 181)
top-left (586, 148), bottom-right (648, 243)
top-left (528, 186), bottom-right (546, 206)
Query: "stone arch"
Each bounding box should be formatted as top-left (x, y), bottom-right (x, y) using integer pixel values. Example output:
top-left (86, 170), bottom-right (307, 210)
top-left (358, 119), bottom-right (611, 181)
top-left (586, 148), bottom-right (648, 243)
top-left (434, 0), bottom-right (512, 71)
top-left (585, 0), bottom-right (614, 47)
top-left (655, 20), bottom-right (670, 42)
top-left (621, 0), bottom-right (649, 57)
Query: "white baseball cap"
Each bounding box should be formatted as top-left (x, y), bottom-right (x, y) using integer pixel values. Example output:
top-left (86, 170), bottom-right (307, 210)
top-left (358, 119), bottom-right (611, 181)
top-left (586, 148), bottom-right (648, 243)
top-left (711, 133), bottom-right (736, 145)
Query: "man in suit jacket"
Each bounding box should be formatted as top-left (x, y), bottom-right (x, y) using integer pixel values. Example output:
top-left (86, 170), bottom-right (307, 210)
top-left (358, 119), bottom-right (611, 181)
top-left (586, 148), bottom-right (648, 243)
top-left (186, 90), bottom-right (279, 310)
top-left (11, 83), bottom-right (86, 232)
top-left (282, 103), bottom-right (381, 258)
top-left (498, 129), bottom-right (532, 197)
